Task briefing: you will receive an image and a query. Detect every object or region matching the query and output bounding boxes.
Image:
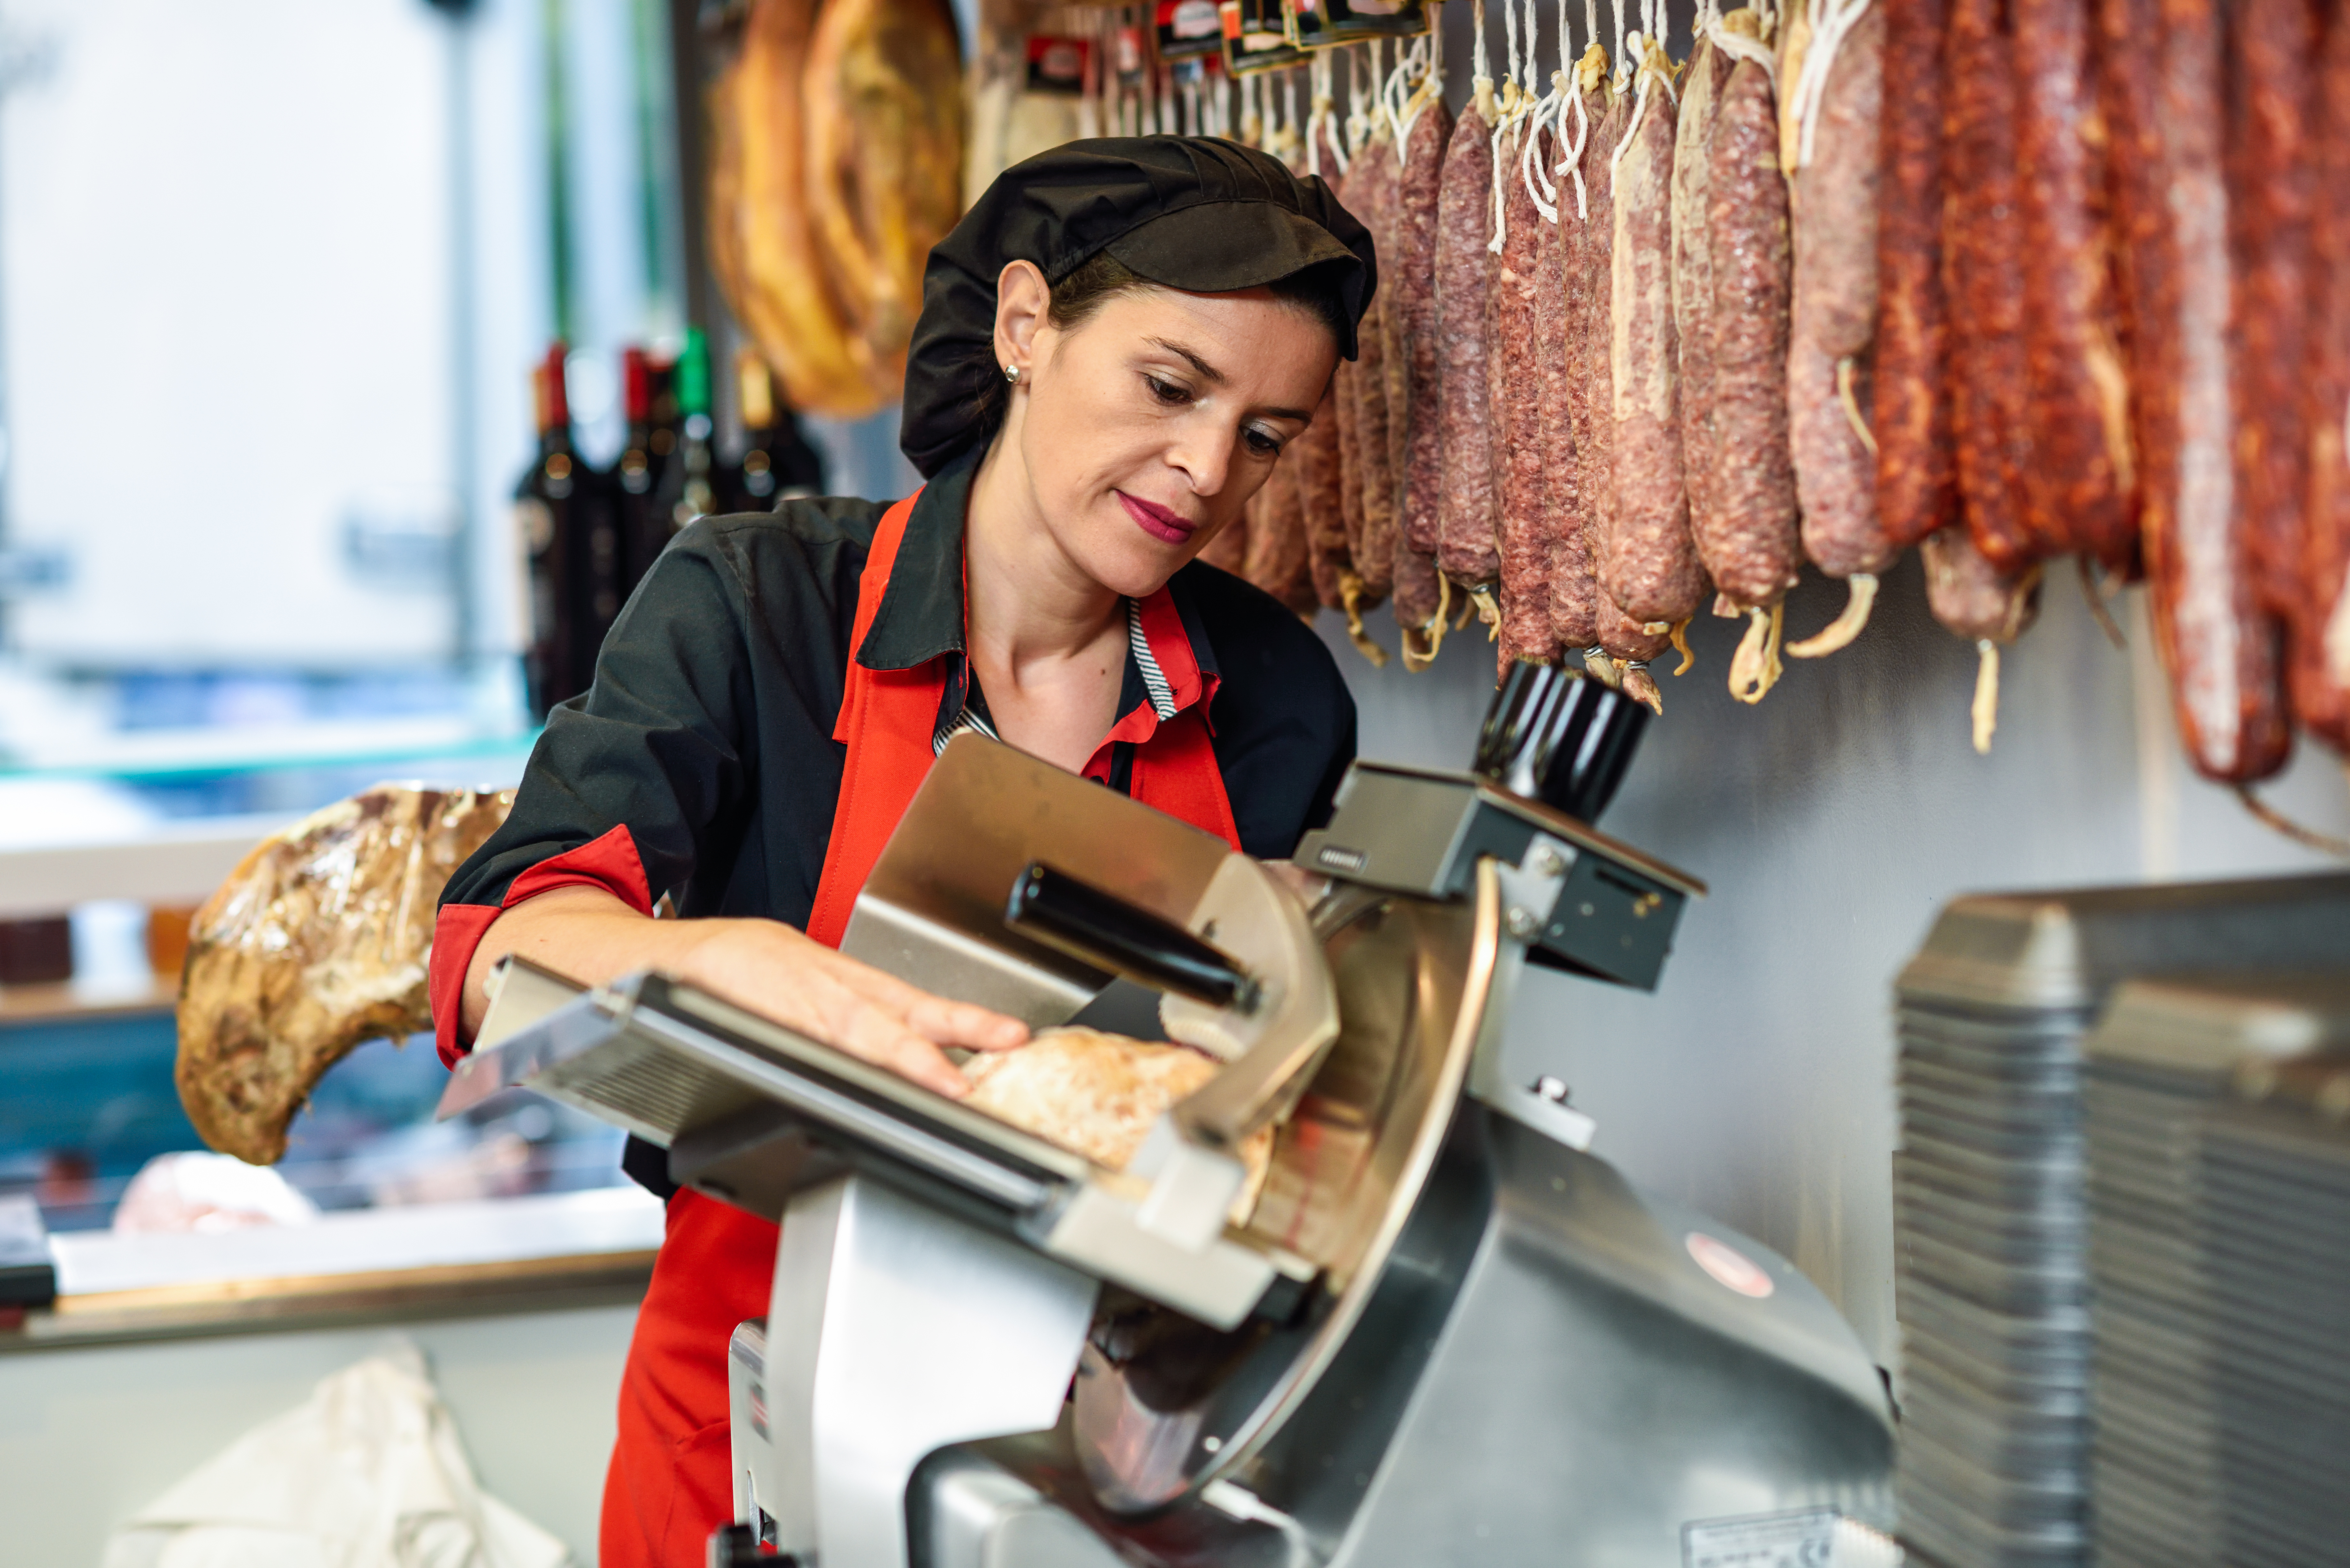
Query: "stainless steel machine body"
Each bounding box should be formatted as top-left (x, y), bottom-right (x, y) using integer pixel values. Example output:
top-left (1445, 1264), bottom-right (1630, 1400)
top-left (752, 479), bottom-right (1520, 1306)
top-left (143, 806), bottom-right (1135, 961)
top-left (445, 666), bottom-right (1899, 1567)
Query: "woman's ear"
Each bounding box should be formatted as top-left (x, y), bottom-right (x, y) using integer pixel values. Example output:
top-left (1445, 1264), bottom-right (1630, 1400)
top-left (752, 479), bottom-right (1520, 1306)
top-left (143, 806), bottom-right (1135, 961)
top-left (993, 260), bottom-right (1051, 381)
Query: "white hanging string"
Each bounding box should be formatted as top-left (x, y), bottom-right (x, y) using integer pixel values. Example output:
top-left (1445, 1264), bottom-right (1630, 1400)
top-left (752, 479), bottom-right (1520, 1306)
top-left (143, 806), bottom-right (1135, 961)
top-left (1789, 0), bottom-right (1876, 168)
top-left (1473, 0), bottom-right (1493, 87)
top-left (1708, 4), bottom-right (1779, 77)
top-left (1286, 67), bottom-right (1304, 162)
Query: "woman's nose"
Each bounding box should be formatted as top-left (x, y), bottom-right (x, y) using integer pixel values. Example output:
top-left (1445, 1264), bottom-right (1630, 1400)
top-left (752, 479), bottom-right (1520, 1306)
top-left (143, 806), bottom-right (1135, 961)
top-left (1165, 424), bottom-right (1236, 499)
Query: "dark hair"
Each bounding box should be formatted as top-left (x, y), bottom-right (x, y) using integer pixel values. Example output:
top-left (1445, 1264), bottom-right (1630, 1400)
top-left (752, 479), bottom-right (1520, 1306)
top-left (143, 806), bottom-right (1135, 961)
top-left (957, 251), bottom-right (1350, 454)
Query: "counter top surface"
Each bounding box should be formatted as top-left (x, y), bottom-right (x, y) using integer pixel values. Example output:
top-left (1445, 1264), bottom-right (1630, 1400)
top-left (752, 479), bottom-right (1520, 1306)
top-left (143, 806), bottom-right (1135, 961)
top-left (9, 1185), bottom-right (664, 1351)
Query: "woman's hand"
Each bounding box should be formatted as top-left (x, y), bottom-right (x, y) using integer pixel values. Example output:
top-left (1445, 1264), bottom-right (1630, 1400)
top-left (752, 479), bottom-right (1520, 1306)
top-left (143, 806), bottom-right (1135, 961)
top-left (461, 886), bottom-right (1027, 1097)
top-left (671, 917), bottom-right (1027, 1097)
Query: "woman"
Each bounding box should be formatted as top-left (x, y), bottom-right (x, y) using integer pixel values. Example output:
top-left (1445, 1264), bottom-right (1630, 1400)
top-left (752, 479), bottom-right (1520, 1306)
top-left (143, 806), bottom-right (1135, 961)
top-left (430, 137), bottom-right (1371, 1565)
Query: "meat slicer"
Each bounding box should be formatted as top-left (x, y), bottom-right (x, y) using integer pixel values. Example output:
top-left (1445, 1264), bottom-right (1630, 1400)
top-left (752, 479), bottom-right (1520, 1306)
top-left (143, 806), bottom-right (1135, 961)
top-left (442, 662), bottom-right (1897, 1568)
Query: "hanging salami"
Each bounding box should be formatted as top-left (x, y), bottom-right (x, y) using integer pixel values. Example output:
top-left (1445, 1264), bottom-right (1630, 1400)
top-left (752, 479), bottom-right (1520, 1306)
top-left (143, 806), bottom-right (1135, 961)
top-left (1551, 46), bottom-right (1619, 660)
top-left (1784, 0), bottom-right (1891, 662)
top-left (2096, 0), bottom-right (2290, 782)
top-left (1435, 89), bottom-right (1505, 595)
top-left (1603, 37), bottom-right (1709, 634)
top-left (1873, 0), bottom-right (1957, 554)
top-left (1702, 23), bottom-right (1801, 701)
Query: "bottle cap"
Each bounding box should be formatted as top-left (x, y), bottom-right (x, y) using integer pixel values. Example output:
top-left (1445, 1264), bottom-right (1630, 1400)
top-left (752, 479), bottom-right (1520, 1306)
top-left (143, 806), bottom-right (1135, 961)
top-left (677, 328), bottom-right (712, 417)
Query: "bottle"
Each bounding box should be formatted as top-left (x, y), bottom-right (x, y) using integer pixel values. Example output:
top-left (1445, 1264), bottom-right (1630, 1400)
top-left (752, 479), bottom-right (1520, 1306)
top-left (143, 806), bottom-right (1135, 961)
top-left (615, 346), bottom-right (672, 596)
top-left (656, 328), bottom-right (719, 542)
top-left (514, 345), bottom-right (580, 719)
top-left (724, 348), bottom-right (826, 512)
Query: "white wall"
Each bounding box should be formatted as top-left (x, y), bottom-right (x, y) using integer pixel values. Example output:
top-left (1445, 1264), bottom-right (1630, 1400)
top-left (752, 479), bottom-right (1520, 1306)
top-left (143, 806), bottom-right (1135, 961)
top-left (0, 1303), bottom-right (638, 1566)
top-left (1319, 559), bottom-right (2350, 1364)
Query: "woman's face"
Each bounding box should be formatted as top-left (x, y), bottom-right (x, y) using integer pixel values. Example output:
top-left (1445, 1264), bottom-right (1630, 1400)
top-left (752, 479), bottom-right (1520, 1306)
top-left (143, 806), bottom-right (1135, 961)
top-left (1002, 275), bottom-right (1340, 598)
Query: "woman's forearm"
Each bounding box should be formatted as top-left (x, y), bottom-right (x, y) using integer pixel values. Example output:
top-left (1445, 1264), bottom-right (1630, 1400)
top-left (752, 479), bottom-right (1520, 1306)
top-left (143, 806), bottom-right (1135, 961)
top-left (458, 886), bottom-right (1025, 1096)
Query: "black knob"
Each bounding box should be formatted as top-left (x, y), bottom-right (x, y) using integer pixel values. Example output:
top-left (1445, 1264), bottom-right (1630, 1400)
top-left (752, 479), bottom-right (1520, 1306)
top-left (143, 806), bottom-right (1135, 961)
top-left (1472, 661), bottom-right (1648, 824)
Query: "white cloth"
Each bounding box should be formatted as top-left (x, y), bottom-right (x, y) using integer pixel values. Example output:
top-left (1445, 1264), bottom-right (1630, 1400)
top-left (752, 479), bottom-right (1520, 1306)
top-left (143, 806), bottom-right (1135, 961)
top-left (101, 1343), bottom-right (573, 1568)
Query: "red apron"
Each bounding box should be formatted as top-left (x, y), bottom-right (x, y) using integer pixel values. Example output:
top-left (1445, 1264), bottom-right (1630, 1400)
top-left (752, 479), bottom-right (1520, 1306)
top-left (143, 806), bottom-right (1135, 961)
top-left (600, 491), bottom-right (1240, 1566)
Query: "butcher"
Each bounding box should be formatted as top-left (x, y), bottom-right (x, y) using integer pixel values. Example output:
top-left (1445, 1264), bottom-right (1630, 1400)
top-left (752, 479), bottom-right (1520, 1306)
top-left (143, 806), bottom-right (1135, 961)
top-left (428, 138), bottom-right (1369, 1566)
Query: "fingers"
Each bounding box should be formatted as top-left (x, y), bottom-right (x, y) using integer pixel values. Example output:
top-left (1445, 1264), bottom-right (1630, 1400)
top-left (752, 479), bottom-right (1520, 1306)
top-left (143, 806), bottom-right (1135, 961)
top-left (901, 993), bottom-right (1029, 1052)
top-left (806, 945), bottom-right (1028, 1052)
top-left (812, 976), bottom-right (976, 1098)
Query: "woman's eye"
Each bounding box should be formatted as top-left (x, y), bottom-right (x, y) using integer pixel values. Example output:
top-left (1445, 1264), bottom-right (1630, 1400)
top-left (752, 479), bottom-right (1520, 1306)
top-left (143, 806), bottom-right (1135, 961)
top-left (1244, 427), bottom-right (1282, 457)
top-left (1145, 375), bottom-right (1192, 406)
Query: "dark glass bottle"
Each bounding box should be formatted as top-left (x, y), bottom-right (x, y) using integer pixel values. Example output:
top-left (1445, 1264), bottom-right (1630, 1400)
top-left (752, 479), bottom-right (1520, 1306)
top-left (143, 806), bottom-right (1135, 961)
top-left (656, 328), bottom-right (719, 541)
top-left (515, 345), bottom-right (580, 719)
top-left (616, 346), bottom-right (672, 597)
top-left (724, 348), bottom-right (825, 512)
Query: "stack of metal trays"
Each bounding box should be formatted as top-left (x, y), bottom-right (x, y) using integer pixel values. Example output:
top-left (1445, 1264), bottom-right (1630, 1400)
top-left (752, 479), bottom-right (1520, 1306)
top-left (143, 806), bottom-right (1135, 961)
top-left (2202, 1030), bottom-right (2350, 1564)
top-left (2079, 976), bottom-right (2350, 1568)
top-left (1890, 875), bottom-right (2350, 1568)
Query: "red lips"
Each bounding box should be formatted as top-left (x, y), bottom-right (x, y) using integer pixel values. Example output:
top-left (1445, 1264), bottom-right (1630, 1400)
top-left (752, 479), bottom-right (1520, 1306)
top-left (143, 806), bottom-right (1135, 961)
top-left (1116, 490), bottom-right (1198, 545)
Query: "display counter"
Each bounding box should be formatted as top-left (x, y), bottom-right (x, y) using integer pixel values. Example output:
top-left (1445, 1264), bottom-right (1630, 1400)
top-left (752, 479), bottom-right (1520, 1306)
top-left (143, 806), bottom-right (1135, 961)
top-left (0, 1186), bottom-right (659, 1564)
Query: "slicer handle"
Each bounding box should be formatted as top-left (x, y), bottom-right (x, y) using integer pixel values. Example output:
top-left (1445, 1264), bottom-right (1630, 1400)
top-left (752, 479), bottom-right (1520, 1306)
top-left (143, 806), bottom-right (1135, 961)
top-left (1005, 863), bottom-right (1262, 1014)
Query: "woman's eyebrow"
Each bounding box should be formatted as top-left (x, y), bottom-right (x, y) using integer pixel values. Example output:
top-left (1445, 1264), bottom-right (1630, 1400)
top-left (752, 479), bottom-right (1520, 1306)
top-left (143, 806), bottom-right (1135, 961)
top-left (1146, 337), bottom-right (1226, 383)
top-left (1145, 336), bottom-right (1312, 422)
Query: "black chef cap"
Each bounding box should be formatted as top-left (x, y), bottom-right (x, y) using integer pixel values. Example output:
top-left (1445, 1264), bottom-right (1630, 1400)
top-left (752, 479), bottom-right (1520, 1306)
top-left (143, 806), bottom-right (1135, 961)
top-left (899, 135), bottom-right (1376, 478)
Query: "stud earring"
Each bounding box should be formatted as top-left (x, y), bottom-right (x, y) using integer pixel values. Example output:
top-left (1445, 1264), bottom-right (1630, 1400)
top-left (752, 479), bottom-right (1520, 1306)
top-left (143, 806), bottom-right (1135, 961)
top-left (1004, 363), bottom-right (1021, 384)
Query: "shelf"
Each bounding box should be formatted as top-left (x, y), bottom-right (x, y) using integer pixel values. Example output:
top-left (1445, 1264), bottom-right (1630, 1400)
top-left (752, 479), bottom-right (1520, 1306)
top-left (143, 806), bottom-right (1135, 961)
top-left (0, 720), bottom-right (539, 786)
top-left (0, 977), bottom-right (179, 1027)
top-left (4, 1186), bottom-right (664, 1352)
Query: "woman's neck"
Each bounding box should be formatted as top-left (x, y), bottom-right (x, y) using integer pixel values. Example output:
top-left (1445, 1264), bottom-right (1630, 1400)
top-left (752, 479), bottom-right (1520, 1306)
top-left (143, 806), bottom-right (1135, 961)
top-left (961, 433), bottom-right (1129, 772)
top-left (964, 433), bottom-right (1123, 670)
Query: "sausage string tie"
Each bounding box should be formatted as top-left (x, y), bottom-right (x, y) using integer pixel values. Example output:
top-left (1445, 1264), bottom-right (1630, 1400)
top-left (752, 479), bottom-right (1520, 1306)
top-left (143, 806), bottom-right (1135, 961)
top-left (2326, 557), bottom-right (2350, 689)
top-left (1728, 605), bottom-right (1786, 701)
top-left (1667, 617), bottom-right (1696, 675)
top-left (2075, 556), bottom-right (2127, 651)
top-left (1970, 639), bottom-right (2000, 754)
top-left (1403, 574), bottom-right (1452, 672)
top-left (1581, 646), bottom-right (1623, 686)
top-left (1786, 572), bottom-right (1879, 657)
top-left (1337, 570), bottom-right (1391, 666)
top-left (1789, 0), bottom-right (1873, 169)
top-left (2234, 786), bottom-right (2350, 859)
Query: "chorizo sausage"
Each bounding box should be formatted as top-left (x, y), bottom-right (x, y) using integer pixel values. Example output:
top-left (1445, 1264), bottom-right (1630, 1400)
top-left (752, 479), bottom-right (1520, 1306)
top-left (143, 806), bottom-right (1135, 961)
top-left (1295, 384), bottom-right (1350, 609)
top-left (2291, 0), bottom-right (2350, 750)
top-left (1436, 98), bottom-right (1504, 588)
top-left (1498, 115), bottom-right (1561, 668)
top-left (1922, 522), bottom-right (2041, 752)
top-left (1398, 96), bottom-right (1456, 557)
top-left (1673, 37), bottom-right (1734, 591)
top-left (1874, 0), bottom-right (1958, 551)
top-left (1204, 486), bottom-right (1254, 574)
top-left (2228, 0), bottom-right (2321, 626)
top-left (1702, 52), bottom-right (1800, 610)
top-left (2014, 0), bottom-right (2135, 572)
top-left (1605, 41), bottom-right (1709, 629)
top-left (1350, 138), bottom-right (1400, 602)
top-left (1788, 5), bottom-right (1889, 582)
top-left (1245, 451), bottom-right (1318, 614)
top-left (1942, 0), bottom-right (2037, 575)
top-left (2100, 0), bottom-right (2289, 781)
